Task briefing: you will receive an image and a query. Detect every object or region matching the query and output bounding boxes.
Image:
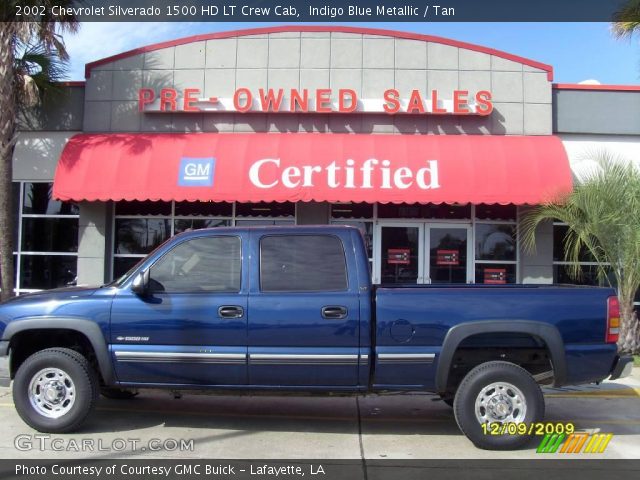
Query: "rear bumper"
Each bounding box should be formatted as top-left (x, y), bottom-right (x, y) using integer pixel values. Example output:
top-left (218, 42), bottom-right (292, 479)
top-left (609, 355), bottom-right (634, 380)
top-left (0, 340), bottom-right (9, 387)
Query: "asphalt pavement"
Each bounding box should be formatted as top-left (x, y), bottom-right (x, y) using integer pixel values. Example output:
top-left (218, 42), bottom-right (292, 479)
top-left (0, 369), bottom-right (638, 460)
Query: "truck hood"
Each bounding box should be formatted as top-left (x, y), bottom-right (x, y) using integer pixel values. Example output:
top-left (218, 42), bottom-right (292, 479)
top-left (0, 286), bottom-right (100, 305)
top-left (0, 286), bottom-right (105, 340)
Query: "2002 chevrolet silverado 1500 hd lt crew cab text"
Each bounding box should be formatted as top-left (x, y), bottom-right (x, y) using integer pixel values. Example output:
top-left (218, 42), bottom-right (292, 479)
top-left (0, 226), bottom-right (633, 449)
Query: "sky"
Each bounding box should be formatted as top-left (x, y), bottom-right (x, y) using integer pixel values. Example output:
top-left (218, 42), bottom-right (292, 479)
top-left (62, 22), bottom-right (640, 84)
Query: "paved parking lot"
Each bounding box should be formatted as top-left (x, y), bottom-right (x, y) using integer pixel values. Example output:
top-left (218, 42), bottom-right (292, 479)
top-left (0, 369), bottom-right (638, 460)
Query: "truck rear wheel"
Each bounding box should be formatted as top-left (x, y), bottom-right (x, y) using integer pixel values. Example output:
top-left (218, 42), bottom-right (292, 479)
top-left (453, 361), bottom-right (544, 450)
top-left (13, 348), bottom-right (99, 433)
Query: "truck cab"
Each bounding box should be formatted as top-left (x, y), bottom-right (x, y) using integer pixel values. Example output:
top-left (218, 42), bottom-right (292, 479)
top-left (110, 226), bottom-right (371, 388)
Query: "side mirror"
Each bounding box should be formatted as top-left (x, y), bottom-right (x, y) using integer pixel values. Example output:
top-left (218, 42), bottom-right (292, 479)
top-left (131, 270), bottom-right (150, 296)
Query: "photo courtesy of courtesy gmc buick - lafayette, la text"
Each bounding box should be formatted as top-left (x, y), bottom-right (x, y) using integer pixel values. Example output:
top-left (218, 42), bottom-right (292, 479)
top-left (0, 226), bottom-right (633, 450)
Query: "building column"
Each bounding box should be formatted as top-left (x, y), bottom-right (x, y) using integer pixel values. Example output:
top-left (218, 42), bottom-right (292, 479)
top-left (296, 202), bottom-right (330, 225)
top-left (77, 202), bottom-right (110, 286)
top-left (519, 208), bottom-right (554, 284)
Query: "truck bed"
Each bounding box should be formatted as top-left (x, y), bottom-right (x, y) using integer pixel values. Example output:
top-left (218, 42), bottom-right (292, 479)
top-left (373, 284), bottom-right (617, 388)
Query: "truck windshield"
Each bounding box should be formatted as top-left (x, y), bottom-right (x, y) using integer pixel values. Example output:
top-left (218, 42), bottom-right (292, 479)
top-left (106, 259), bottom-right (146, 288)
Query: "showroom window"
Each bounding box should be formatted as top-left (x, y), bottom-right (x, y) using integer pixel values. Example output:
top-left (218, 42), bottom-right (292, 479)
top-left (331, 203), bottom-right (519, 284)
top-left (378, 203), bottom-right (472, 220)
top-left (474, 205), bottom-right (518, 284)
top-left (552, 223), bottom-right (613, 286)
top-left (330, 203), bottom-right (373, 273)
top-left (113, 201), bottom-right (294, 279)
top-left (14, 182), bottom-right (79, 294)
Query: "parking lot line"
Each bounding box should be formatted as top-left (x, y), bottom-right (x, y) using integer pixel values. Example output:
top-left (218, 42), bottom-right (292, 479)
top-left (545, 388), bottom-right (640, 398)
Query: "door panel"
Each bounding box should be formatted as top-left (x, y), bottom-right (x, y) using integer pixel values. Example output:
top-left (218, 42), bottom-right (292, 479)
top-left (110, 234), bottom-right (248, 385)
top-left (111, 292), bottom-right (247, 385)
top-left (248, 233), bottom-right (360, 386)
top-left (248, 293), bottom-right (360, 386)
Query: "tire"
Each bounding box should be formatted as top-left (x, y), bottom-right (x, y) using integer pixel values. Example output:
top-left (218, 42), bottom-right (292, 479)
top-left (13, 348), bottom-right (99, 433)
top-left (453, 361), bottom-right (544, 450)
top-left (100, 387), bottom-right (138, 399)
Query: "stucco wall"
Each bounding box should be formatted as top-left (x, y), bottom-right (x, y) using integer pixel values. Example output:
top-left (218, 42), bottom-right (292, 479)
top-left (518, 209), bottom-right (554, 285)
top-left (12, 131), bottom-right (79, 181)
top-left (77, 202), bottom-right (110, 286)
top-left (17, 84), bottom-right (85, 132)
top-left (84, 30), bottom-right (553, 136)
top-left (554, 89), bottom-right (640, 136)
top-left (561, 134), bottom-right (640, 176)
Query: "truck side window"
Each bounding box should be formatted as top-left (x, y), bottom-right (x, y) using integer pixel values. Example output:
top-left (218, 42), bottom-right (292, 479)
top-left (149, 236), bottom-right (241, 293)
top-left (260, 235), bottom-right (348, 292)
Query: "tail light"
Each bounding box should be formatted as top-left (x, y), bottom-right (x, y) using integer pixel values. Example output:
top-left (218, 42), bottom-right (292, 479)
top-left (606, 296), bottom-right (620, 344)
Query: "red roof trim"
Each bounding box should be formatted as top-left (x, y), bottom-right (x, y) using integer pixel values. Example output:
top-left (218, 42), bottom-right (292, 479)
top-left (553, 83), bottom-right (640, 92)
top-left (84, 25), bottom-right (554, 81)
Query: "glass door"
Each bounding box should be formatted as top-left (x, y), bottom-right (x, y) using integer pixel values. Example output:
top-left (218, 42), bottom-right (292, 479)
top-left (374, 223), bottom-right (472, 285)
top-left (375, 223), bottom-right (424, 284)
top-left (426, 225), bottom-right (472, 284)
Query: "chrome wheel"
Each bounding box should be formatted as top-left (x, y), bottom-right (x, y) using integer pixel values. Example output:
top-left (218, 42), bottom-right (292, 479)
top-left (474, 381), bottom-right (526, 424)
top-left (28, 368), bottom-right (76, 419)
top-left (455, 362), bottom-right (544, 450)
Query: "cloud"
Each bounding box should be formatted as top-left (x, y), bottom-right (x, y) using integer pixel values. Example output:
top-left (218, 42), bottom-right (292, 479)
top-left (62, 22), bottom-right (202, 79)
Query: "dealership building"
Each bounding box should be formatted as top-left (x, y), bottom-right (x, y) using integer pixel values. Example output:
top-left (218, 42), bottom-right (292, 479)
top-left (10, 26), bottom-right (640, 294)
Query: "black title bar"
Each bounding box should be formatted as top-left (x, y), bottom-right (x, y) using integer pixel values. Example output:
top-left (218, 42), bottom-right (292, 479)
top-left (2, 459), bottom-right (640, 480)
top-left (1, 0), bottom-right (637, 22)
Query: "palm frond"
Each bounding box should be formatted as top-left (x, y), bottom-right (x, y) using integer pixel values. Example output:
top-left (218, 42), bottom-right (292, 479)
top-left (5, 0), bottom-right (79, 57)
top-left (13, 42), bottom-right (68, 107)
top-left (522, 152), bottom-right (640, 311)
top-left (612, 0), bottom-right (640, 38)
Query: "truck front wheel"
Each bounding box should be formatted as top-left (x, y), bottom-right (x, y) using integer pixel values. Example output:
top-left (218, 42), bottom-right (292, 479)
top-left (453, 361), bottom-right (544, 450)
top-left (13, 348), bottom-right (99, 433)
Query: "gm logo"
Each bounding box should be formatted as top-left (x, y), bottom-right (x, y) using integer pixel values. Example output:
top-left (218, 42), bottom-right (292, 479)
top-left (178, 157), bottom-right (215, 187)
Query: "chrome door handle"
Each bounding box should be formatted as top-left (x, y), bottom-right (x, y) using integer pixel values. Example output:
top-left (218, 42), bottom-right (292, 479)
top-left (218, 305), bottom-right (244, 318)
top-left (321, 306), bottom-right (348, 319)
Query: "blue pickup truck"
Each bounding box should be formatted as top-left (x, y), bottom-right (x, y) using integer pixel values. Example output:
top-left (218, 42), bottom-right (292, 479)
top-left (0, 226), bottom-right (633, 449)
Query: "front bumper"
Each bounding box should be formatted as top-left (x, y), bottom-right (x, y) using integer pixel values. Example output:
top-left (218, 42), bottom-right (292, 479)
top-left (609, 355), bottom-right (634, 380)
top-left (0, 340), bottom-right (9, 387)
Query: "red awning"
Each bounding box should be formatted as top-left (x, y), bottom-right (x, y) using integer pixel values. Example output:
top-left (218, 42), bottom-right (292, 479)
top-left (53, 133), bottom-right (572, 205)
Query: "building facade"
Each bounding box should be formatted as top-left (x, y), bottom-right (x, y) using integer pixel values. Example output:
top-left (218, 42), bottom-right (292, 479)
top-left (10, 26), bottom-right (640, 295)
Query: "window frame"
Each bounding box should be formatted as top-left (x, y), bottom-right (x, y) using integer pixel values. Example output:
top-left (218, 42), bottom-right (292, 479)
top-left (13, 181), bottom-right (79, 294)
top-left (146, 234), bottom-right (243, 295)
top-left (552, 221), bottom-right (612, 286)
top-left (473, 218), bottom-right (519, 285)
top-left (112, 200), bottom-right (296, 280)
top-left (331, 203), bottom-right (520, 284)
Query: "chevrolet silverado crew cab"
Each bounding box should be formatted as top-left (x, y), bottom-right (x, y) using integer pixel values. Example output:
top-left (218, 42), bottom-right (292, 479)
top-left (0, 226), bottom-right (633, 449)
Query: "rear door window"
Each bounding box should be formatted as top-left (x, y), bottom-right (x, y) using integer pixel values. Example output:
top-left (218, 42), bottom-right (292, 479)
top-left (260, 235), bottom-right (348, 292)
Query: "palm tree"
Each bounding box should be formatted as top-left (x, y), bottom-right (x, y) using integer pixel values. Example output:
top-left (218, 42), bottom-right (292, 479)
top-left (612, 0), bottom-right (640, 39)
top-left (0, 3), bottom-right (78, 300)
top-left (521, 156), bottom-right (640, 354)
